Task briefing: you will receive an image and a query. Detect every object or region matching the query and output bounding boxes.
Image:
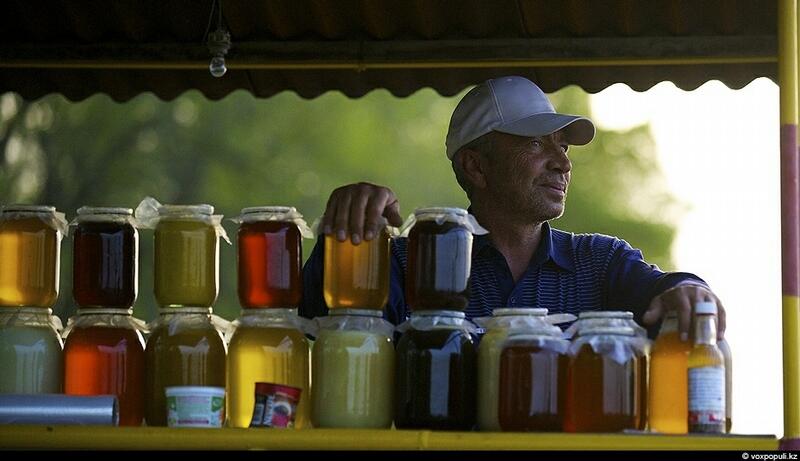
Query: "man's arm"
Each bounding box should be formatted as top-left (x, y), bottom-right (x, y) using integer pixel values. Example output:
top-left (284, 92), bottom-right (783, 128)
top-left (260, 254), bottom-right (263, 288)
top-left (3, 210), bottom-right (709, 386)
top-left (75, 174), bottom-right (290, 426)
top-left (605, 239), bottom-right (725, 339)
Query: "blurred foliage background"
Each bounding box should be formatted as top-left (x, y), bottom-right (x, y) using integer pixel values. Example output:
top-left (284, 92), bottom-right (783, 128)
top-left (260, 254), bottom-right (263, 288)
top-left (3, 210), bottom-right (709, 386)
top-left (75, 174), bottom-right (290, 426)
top-left (0, 87), bottom-right (682, 322)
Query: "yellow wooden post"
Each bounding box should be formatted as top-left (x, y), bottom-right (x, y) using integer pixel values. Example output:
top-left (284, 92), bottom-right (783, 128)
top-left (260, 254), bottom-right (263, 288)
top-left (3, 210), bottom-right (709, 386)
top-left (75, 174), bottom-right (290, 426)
top-left (780, 0), bottom-right (800, 448)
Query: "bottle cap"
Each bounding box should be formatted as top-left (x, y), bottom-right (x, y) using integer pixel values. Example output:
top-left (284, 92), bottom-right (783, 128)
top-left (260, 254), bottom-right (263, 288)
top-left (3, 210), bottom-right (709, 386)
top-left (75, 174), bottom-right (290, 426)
top-left (694, 301), bottom-right (717, 315)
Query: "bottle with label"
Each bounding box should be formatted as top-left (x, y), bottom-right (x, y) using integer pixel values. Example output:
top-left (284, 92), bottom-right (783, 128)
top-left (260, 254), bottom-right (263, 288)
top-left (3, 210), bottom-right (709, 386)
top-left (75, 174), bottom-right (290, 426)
top-left (648, 310), bottom-right (691, 434)
top-left (687, 301), bottom-right (725, 433)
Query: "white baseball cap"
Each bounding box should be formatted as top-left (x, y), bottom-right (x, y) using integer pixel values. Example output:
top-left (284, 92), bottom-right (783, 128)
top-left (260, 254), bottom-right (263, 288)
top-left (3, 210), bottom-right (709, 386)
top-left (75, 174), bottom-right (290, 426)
top-left (445, 76), bottom-right (596, 160)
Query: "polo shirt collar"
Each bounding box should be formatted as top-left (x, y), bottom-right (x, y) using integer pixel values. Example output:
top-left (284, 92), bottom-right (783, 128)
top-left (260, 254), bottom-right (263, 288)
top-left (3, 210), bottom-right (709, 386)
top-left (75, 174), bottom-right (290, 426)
top-left (473, 220), bottom-right (575, 272)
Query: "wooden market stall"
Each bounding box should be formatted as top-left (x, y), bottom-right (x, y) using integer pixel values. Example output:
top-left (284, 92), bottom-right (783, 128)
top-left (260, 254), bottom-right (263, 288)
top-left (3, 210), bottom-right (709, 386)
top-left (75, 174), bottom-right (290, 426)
top-left (0, 0), bottom-right (790, 450)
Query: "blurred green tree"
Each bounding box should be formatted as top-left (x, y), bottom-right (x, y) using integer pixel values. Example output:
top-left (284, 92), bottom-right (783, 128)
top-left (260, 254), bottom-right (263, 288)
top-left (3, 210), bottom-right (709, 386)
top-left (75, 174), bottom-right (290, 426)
top-left (0, 86), bottom-right (680, 322)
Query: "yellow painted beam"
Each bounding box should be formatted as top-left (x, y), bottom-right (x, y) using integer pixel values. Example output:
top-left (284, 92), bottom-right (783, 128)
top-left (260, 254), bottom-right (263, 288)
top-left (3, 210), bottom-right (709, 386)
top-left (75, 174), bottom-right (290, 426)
top-left (0, 426), bottom-right (778, 451)
top-left (785, 295), bottom-right (800, 438)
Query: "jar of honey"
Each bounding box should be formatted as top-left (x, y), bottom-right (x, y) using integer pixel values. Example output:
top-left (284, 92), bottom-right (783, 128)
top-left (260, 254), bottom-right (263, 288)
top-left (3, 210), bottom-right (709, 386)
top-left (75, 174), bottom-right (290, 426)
top-left (497, 329), bottom-right (570, 431)
top-left (474, 307), bottom-right (551, 431)
top-left (311, 309), bottom-right (395, 428)
top-left (323, 223), bottom-right (390, 310)
top-left (63, 308), bottom-right (147, 426)
top-left (136, 197), bottom-right (229, 308)
top-left (565, 310), bottom-right (649, 430)
top-left (0, 205), bottom-right (66, 308)
top-left (394, 310), bottom-right (478, 430)
top-left (72, 206), bottom-right (138, 308)
top-left (564, 326), bottom-right (648, 432)
top-left (0, 307), bottom-right (63, 393)
top-left (144, 307), bottom-right (227, 426)
top-left (404, 207), bottom-right (482, 311)
top-left (226, 308), bottom-right (311, 428)
top-left (235, 206), bottom-right (311, 308)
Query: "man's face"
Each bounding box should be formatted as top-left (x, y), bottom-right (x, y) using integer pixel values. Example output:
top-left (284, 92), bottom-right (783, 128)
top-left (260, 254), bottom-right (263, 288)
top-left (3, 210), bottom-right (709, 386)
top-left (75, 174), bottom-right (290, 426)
top-left (481, 130), bottom-right (572, 223)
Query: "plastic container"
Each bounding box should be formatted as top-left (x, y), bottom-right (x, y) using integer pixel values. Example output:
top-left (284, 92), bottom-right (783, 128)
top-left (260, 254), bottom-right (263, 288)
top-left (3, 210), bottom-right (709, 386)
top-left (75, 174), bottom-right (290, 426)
top-left (234, 207), bottom-right (311, 308)
top-left (63, 308), bottom-right (146, 426)
top-left (0, 205), bottom-right (66, 308)
top-left (72, 206), bottom-right (138, 308)
top-left (250, 382), bottom-right (302, 428)
top-left (564, 326), bottom-right (648, 432)
top-left (394, 310), bottom-right (478, 430)
top-left (165, 386), bottom-right (226, 428)
top-left (226, 308), bottom-right (311, 428)
top-left (311, 309), bottom-right (394, 428)
top-left (0, 307), bottom-right (63, 393)
top-left (144, 307), bottom-right (227, 426)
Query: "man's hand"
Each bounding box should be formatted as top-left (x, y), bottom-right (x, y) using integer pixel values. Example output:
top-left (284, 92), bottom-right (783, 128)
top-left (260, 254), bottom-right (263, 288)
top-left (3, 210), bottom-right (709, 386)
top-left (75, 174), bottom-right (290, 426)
top-left (320, 182), bottom-right (403, 244)
top-left (642, 284), bottom-right (726, 340)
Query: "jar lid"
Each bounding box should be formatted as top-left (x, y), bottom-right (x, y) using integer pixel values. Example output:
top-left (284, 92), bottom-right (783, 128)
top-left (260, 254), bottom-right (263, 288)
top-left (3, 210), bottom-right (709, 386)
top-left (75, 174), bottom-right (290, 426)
top-left (241, 206), bottom-right (296, 215)
top-left (578, 310), bottom-right (633, 320)
top-left (1, 204), bottom-right (56, 214)
top-left (413, 207), bottom-right (468, 217)
top-left (493, 307), bottom-right (548, 317)
top-left (411, 309), bottom-right (466, 319)
top-left (579, 326), bottom-right (635, 337)
top-left (506, 330), bottom-right (564, 340)
top-left (78, 308), bottom-right (133, 316)
top-left (158, 307), bottom-right (212, 315)
top-left (158, 204), bottom-right (214, 217)
top-left (0, 307), bottom-right (53, 315)
top-left (328, 309), bottom-right (384, 318)
top-left (77, 206), bottom-right (133, 216)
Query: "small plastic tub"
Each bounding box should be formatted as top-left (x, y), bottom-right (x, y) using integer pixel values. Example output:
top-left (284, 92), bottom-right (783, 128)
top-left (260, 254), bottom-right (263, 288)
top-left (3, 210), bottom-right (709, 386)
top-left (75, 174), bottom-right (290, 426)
top-left (165, 386), bottom-right (225, 428)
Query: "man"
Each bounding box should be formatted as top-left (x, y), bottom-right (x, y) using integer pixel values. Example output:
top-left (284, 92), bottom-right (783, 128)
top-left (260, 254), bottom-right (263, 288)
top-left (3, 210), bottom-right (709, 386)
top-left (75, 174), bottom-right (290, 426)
top-left (300, 75), bottom-right (725, 339)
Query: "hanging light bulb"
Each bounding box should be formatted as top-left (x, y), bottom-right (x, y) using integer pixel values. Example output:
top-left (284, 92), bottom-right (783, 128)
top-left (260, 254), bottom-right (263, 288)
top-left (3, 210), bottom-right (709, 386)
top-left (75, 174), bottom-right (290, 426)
top-left (207, 28), bottom-right (231, 78)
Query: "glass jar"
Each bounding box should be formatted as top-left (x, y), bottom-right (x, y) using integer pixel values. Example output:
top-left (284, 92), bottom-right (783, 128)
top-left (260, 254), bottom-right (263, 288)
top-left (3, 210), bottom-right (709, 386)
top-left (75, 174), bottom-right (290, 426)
top-left (63, 308), bottom-right (147, 426)
top-left (565, 310), bottom-right (649, 430)
top-left (72, 206), bottom-right (139, 308)
top-left (0, 205), bottom-right (66, 308)
top-left (323, 227), bottom-right (390, 310)
top-left (154, 204), bottom-right (219, 307)
top-left (474, 307), bottom-right (551, 431)
top-left (144, 307), bottom-right (227, 426)
top-left (236, 206), bottom-right (307, 308)
top-left (226, 308), bottom-right (311, 428)
top-left (394, 310), bottom-right (477, 430)
top-left (0, 307), bottom-right (63, 393)
top-left (405, 207), bottom-right (474, 310)
top-left (311, 309), bottom-right (395, 428)
top-left (497, 330), bottom-right (570, 431)
top-left (564, 326), bottom-right (648, 432)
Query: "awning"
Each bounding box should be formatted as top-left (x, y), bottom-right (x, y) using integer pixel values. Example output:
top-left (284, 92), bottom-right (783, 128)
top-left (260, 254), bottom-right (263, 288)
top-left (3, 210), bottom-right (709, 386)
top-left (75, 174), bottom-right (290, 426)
top-left (0, 0), bottom-right (777, 101)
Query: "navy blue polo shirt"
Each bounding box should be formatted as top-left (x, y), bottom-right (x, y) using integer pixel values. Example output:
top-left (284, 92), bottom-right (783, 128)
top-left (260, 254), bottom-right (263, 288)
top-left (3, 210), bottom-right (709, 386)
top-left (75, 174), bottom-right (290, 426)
top-left (299, 222), bottom-right (706, 329)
